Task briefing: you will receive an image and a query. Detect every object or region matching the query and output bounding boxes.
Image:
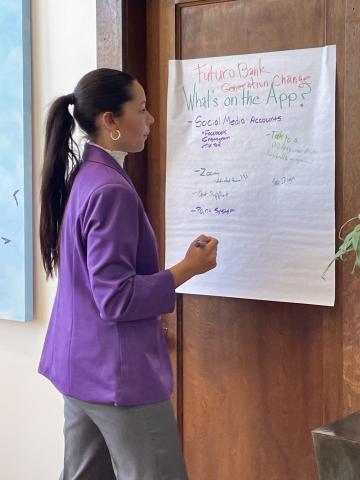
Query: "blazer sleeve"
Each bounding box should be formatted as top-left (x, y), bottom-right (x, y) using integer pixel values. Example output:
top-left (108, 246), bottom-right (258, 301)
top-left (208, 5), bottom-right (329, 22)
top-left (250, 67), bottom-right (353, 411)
top-left (81, 183), bottom-right (176, 322)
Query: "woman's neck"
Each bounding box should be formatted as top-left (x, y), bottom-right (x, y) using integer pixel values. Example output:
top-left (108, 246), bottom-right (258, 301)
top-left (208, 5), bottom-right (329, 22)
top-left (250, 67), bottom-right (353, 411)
top-left (89, 142), bottom-right (127, 168)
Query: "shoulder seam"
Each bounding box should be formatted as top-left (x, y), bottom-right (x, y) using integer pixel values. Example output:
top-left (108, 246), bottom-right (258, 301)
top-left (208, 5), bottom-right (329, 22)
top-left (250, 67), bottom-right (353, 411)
top-left (78, 182), bottom-right (140, 242)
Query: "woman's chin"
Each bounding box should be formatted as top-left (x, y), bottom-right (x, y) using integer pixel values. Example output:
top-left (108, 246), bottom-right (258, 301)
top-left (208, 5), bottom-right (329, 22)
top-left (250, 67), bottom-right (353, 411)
top-left (127, 143), bottom-right (146, 154)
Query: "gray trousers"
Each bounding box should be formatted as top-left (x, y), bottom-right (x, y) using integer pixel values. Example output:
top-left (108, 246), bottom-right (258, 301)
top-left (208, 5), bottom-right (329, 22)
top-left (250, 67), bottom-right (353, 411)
top-left (60, 396), bottom-right (188, 480)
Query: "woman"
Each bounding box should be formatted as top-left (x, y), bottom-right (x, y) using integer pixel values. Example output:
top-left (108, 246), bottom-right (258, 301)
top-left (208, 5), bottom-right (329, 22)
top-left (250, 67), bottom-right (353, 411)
top-left (38, 68), bottom-right (218, 480)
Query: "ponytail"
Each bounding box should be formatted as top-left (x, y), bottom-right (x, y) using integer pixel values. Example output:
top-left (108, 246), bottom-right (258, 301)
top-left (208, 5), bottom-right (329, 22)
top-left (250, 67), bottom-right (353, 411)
top-left (40, 95), bottom-right (80, 278)
top-left (40, 68), bottom-right (135, 278)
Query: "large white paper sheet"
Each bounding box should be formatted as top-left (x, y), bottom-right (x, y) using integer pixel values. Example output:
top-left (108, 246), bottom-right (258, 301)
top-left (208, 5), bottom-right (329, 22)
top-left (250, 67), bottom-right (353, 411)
top-left (166, 46), bottom-right (336, 306)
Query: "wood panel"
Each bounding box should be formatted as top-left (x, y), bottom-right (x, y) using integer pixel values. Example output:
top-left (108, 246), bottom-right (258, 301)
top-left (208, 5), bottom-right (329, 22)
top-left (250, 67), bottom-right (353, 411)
top-left (97, 0), bottom-right (148, 205)
top-left (146, 4), bottom-right (180, 420)
top-left (342, 0), bottom-right (360, 414)
top-left (177, 0), bottom-right (325, 58)
top-left (321, 0), bottom-right (345, 424)
top-left (97, 1), bottom-right (360, 479)
top-left (174, 1), bottom-right (334, 479)
top-left (97, 0), bottom-right (181, 424)
top-left (121, 0), bottom-right (148, 205)
top-left (183, 297), bottom-right (324, 479)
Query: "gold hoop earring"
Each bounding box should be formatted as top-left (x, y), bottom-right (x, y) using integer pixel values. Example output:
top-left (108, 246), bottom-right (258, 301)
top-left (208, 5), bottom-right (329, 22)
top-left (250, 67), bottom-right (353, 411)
top-left (110, 129), bottom-right (121, 141)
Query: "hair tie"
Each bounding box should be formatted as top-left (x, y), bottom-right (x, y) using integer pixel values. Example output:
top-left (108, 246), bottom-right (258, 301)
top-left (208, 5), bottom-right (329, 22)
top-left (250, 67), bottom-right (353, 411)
top-left (67, 93), bottom-right (75, 105)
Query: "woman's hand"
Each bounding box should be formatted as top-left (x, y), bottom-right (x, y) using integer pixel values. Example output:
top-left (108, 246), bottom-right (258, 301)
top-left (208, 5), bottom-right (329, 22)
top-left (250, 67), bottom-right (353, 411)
top-left (169, 235), bottom-right (218, 288)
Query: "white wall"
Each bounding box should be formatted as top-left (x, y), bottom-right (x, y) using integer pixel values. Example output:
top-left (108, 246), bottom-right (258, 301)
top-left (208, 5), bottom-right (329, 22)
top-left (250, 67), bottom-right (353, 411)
top-left (0, 1), bottom-right (96, 478)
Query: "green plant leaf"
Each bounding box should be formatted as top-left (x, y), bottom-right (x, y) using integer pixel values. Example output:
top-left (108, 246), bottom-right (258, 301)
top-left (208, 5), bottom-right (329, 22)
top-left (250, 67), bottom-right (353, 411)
top-left (352, 226), bottom-right (360, 251)
top-left (323, 215), bottom-right (360, 279)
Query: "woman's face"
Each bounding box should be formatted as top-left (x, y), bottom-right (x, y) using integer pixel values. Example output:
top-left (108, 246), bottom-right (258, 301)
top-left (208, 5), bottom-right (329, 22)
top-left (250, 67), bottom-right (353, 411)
top-left (114, 80), bottom-right (154, 153)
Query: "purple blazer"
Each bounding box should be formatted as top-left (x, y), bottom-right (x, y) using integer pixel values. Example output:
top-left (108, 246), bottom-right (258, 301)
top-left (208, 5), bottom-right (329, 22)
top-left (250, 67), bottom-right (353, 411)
top-left (38, 144), bottom-right (176, 405)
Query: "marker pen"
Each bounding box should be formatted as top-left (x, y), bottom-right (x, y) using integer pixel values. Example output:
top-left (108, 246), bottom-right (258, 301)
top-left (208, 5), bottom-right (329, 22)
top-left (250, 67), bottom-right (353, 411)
top-left (194, 239), bottom-right (208, 248)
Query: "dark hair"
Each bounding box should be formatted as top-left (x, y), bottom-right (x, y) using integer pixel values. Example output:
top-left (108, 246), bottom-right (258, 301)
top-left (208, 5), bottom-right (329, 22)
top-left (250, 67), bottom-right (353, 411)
top-left (40, 68), bottom-right (135, 278)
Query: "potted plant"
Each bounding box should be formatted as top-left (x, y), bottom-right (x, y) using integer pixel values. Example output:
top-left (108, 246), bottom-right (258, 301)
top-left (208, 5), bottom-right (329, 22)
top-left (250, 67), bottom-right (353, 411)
top-left (322, 214), bottom-right (360, 278)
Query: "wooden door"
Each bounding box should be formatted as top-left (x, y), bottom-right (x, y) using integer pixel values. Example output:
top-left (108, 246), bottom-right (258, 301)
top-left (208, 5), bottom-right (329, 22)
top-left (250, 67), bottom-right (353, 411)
top-left (146, 2), bottom-right (347, 480)
top-left (96, 1), bottom-right (360, 479)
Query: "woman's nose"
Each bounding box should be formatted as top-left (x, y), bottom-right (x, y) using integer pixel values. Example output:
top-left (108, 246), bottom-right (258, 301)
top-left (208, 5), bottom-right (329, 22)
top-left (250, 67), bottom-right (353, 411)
top-left (147, 111), bottom-right (155, 125)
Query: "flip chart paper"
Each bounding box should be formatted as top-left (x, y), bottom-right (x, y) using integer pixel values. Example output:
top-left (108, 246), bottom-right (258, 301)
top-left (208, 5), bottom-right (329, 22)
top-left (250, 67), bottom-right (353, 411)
top-left (166, 46), bottom-right (336, 306)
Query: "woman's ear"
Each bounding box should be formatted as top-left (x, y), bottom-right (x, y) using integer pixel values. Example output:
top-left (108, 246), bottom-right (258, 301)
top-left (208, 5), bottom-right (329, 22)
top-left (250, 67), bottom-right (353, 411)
top-left (101, 111), bottom-right (118, 132)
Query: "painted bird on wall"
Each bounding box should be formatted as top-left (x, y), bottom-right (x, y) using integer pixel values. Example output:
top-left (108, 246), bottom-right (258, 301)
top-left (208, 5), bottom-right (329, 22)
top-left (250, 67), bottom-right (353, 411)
top-left (13, 189), bottom-right (19, 206)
